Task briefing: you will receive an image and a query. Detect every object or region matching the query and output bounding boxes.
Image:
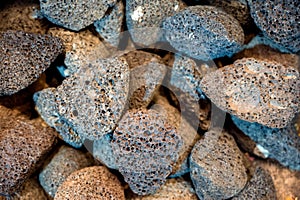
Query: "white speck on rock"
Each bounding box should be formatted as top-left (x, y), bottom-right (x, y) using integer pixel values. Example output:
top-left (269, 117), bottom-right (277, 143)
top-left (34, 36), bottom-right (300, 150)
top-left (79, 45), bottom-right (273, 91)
top-left (131, 6), bottom-right (144, 21)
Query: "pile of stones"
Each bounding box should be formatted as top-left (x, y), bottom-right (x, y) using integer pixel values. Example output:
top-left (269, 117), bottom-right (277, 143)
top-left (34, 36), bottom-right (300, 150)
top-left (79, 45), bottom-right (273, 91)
top-left (0, 0), bottom-right (299, 199)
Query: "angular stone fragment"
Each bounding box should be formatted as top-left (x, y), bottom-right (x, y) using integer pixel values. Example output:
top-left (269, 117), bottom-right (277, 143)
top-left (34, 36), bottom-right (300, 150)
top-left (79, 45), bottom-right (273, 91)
top-left (206, 0), bottom-right (251, 26)
top-left (35, 57), bottom-right (130, 142)
top-left (232, 116), bottom-right (300, 170)
top-left (40, 0), bottom-right (117, 31)
top-left (94, 1), bottom-right (124, 47)
top-left (126, 0), bottom-right (185, 45)
top-left (127, 178), bottom-right (198, 200)
top-left (163, 6), bottom-right (244, 60)
top-left (93, 133), bottom-right (118, 169)
top-left (54, 166), bottom-right (125, 200)
top-left (34, 88), bottom-right (84, 148)
top-left (248, 0), bottom-right (300, 53)
top-left (169, 54), bottom-right (215, 130)
top-left (124, 51), bottom-right (167, 109)
top-left (39, 146), bottom-right (94, 197)
top-left (201, 58), bottom-right (300, 128)
top-left (152, 95), bottom-right (200, 177)
top-left (0, 0), bottom-right (49, 34)
top-left (232, 167), bottom-right (277, 200)
top-left (0, 30), bottom-right (64, 96)
top-left (0, 106), bottom-right (57, 195)
top-left (112, 109), bottom-right (182, 195)
top-left (47, 27), bottom-right (110, 75)
top-left (190, 129), bottom-right (247, 199)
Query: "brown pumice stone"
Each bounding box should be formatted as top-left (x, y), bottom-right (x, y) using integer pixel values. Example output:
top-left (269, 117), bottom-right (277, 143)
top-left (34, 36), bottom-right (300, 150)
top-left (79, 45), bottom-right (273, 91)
top-left (0, 30), bottom-right (64, 96)
top-left (0, 105), bottom-right (57, 195)
top-left (201, 57), bottom-right (300, 128)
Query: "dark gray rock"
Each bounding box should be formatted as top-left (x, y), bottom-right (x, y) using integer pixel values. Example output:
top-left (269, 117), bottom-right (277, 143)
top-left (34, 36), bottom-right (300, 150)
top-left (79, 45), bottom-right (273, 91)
top-left (190, 129), bottom-right (247, 199)
top-left (126, 0), bottom-right (185, 46)
top-left (248, 0), bottom-right (300, 53)
top-left (232, 115), bottom-right (300, 170)
top-left (163, 6), bottom-right (244, 60)
top-left (112, 109), bottom-right (182, 195)
top-left (232, 167), bottom-right (277, 200)
top-left (40, 0), bottom-right (117, 31)
top-left (94, 1), bottom-right (124, 47)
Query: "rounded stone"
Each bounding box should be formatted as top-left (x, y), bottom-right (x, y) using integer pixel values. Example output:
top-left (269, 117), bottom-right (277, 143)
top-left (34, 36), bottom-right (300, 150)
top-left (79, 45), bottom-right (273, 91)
top-left (163, 6), bottom-right (244, 60)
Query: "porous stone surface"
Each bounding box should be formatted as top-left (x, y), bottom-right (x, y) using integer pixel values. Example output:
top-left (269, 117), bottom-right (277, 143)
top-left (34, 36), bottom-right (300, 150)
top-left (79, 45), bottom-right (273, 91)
top-left (54, 166), bottom-right (125, 200)
top-left (124, 51), bottom-right (167, 109)
top-left (235, 44), bottom-right (300, 71)
top-left (232, 167), bottom-right (277, 200)
top-left (190, 129), bottom-right (248, 199)
top-left (0, 105), bottom-right (57, 195)
top-left (206, 0), bottom-right (251, 26)
top-left (93, 133), bottom-right (118, 169)
top-left (163, 6), bottom-right (244, 60)
top-left (47, 27), bottom-right (110, 75)
top-left (40, 0), bottom-right (117, 31)
top-left (127, 178), bottom-right (198, 200)
top-left (248, 0), bottom-right (300, 53)
top-left (169, 54), bottom-right (215, 130)
top-left (34, 88), bottom-right (84, 148)
top-left (0, 178), bottom-right (48, 200)
top-left (0, 30), bottom-right (64, 96)
top-left (112, 109), bottom-right (183, 195)
top-left (232, 116), bottom-right (300, 170)
top-left (126, 0), bottom-right (185, 45)
top-left (152, 95), bottom-right (200, 177)
top-left (200, 58), bottom-right (300, 128)
top-left (0, 0), bottom-right (49, 34)
top-left (94, 1), bottom-right (124, 47)
top-left (35, 57), bottom-right (130, 142)
top-left (39, 145), bottom-right (94, 197)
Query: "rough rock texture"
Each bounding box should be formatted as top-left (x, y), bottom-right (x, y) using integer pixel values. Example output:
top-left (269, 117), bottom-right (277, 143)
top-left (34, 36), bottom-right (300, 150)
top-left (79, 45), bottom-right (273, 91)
top-left (163, 6), bottom-right (244, 60)
top-left (40, 0), bottom-right (117, 31)
top-left (93, 133), bottom-right (118, 169)
top-left (35, 57), bottom-right (130, 142)
top-left (0, 178), bottom-right (48, 200)
top-left (152, 94), bottom-right (200, 177)
top-left (201, 58), bottom-right (300, 128)
top-left (112, 109), bottom-right (183, 195)
top-left (47, 27), bottom-right (110, 75)
top-left (248, 0), bottom-right (300, 53)
top-left (34, 88), bottom-right (84, 148)
top-left (190, 129), bottom-right (248, 199)
top-left (39, 146), bottom-right (94, 197)
top-left (169, 54), bottom-right (215, 130)
top-left (0, 30), bottom-right (64, 96)
top-left (206, 0), bottom-right (251, 26)
top-left (254, 159), bottom-right (300, 199)
top-left (126, 0), bottom-right (185, 45)
top-left (0, 0), bottom-right (49, 34)
top-left (235, 44), bottom-right (300, 71)
top-left (232, 167), bottom-right (277, 200)
top-left (94, 1), bottom-right (124, 47)
top-left (124, 51), bottom-right (167, 109)
top-left (232, 116), bottom-right (300, 170)
top-left (127, 178), bottom-right (198, 200)
top-left (0, 105), bottom-right (57, 195)
top-left (54, 166), bottom-right (125, 200)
